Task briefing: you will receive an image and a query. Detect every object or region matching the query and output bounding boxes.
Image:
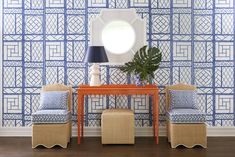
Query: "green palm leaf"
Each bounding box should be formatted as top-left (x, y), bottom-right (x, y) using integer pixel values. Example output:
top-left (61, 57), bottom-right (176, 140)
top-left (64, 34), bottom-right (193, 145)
top-left (120, 45), bottom-right (162, 82)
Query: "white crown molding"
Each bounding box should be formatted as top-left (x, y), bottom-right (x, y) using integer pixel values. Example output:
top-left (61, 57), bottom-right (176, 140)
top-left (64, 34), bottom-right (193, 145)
top-left (1, 126), bottom-right (235, 137)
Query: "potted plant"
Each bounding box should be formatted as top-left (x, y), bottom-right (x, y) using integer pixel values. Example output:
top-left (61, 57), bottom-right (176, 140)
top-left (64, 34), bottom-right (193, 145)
top-left (119, 45), bottom-right (162, 86)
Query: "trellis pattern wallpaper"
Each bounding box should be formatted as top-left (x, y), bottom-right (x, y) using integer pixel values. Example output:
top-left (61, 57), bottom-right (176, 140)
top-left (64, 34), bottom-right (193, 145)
top-left (1, 0), bottom-right (235, 127)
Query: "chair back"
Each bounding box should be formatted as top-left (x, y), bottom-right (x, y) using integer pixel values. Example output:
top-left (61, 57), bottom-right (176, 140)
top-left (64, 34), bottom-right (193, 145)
top-left (165, 83), bottom-right (196, 111)
top-left (41, 84), bottom-right (73, 111)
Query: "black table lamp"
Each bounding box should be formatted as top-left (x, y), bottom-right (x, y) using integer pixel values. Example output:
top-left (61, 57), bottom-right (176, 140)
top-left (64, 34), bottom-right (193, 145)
top-left (84, 46), bottom-right (109, 86)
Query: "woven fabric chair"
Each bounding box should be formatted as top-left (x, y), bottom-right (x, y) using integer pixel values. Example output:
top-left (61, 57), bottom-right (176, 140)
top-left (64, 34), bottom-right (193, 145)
top-left (165, 83), bottom-right (207, 148)
top-left (32, 84), bottom-right (72, 148)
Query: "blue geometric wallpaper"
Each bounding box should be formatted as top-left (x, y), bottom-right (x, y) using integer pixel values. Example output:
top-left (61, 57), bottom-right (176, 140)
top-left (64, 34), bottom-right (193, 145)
top-left (1, 0), bottom-right (234, 127)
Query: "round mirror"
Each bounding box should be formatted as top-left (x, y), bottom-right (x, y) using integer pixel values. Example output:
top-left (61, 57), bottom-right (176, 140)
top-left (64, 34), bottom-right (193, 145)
top-left (101, 21), bottom-right (136, 55)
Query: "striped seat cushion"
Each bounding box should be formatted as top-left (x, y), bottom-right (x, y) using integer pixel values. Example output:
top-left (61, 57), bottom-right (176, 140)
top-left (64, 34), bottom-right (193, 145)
top-left (167, 108), bottom-right (206, 123)
top-left (32, 110), bottom-right (71, 124)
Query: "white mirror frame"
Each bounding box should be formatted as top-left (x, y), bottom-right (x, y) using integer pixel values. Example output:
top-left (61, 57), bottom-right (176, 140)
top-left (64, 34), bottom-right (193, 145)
top-left (91, 9), bottom-right (147, 64)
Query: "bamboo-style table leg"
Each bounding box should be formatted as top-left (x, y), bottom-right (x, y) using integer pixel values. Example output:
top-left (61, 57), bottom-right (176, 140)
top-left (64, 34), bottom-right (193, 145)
top-left (152, 94), bottom-right (156, 139)
top-left (77, 94), bottom-right (82, 144)
top-left (153, 93), bottom-right (159, 144)
top-left (81, 95), bottom-right (84, 137)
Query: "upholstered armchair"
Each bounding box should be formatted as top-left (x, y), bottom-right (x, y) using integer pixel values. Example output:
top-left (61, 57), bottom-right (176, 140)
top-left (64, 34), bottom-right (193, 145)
top-left (165, 83), bottom-right (207, 148)
top-left (31, 84), bottom-right (72, 148)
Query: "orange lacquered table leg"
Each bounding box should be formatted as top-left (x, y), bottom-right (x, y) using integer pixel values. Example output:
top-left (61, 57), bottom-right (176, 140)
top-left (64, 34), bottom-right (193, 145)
top-left (152, 94), bottom-right (156, 143)
top-left (77, 94), bottom-right (82, 144)
top-left (151, 94), bottom-right (155, 135)
top-left (81, 95), bottom-right (84, 137)
top-left (154, 92), bottom-right (159, 144)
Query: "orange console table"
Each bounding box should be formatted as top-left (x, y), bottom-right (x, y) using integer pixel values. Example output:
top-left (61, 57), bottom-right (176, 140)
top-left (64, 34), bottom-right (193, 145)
top-left (77, 84), bottom-right (159, 144)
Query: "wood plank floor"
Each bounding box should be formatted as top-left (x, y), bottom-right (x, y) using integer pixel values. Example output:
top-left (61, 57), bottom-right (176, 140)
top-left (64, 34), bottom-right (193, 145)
top-left (0, 137), bottom-right (234, 157)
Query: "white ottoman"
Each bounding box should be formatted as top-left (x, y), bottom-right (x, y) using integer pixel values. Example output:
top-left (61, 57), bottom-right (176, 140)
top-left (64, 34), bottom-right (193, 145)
top-left (101, 109), bottom-right (135, 144)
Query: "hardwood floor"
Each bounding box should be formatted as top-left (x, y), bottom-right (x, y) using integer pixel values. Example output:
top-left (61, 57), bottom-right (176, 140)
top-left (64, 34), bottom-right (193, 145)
top-left (0, 137), bottom-right (234, 157)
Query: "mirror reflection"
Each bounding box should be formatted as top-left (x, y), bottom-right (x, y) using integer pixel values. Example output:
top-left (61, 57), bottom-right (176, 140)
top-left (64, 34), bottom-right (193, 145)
top-left (102, 21), bottom-right (136, 55)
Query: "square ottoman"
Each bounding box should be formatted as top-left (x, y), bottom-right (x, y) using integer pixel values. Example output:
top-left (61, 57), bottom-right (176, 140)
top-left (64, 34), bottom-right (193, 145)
top-left (101, 109), bottom-right (135, 144)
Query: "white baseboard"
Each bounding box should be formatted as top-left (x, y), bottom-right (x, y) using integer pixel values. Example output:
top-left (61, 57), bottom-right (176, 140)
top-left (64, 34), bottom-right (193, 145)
top-left (0, 126), bottom-right (235, 137)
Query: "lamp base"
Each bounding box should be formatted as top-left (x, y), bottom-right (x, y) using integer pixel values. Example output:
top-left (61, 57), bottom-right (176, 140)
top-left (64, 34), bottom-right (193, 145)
top-left (90, 64), bottom-right (101, 86)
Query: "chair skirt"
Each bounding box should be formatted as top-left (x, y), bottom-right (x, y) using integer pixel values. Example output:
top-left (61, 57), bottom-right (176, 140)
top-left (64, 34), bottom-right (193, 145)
top-left (167, 120), bottom-right (207, 148)
top-left (32, 122), bottom-right (71, 148)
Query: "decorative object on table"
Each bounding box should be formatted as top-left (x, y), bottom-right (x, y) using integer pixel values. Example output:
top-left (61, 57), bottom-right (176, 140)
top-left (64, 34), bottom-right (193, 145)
top-left (84, 46), bottom-right (109, 86)
top-left (133, 73), bottom-right (148, 86)
top-left (165, 83), bottom-right (207, 148)
top-left (31, 84), bottom-right (72, 148)
top-left (120, 45), bottom-right (162, 86)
